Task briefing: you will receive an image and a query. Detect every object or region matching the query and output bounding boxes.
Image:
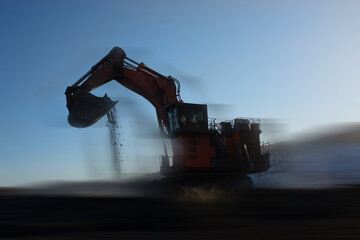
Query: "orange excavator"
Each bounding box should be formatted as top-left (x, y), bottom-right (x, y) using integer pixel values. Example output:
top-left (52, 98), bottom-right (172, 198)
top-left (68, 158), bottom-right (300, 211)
top-left (65, 47), bottom-right (270, 184)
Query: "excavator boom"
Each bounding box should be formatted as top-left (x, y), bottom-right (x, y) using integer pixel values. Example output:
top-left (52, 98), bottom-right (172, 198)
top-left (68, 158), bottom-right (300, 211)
top-left (65, 47), bottom-right (181, 128)
top-left (65, 46), bottom-right (270, 178)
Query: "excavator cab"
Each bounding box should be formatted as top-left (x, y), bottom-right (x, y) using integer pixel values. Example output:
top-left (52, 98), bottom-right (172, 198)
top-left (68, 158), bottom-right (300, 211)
top-left (65, 46), bottom-right (271, 178)
top-left (164, 103), bottom-right (208, 135)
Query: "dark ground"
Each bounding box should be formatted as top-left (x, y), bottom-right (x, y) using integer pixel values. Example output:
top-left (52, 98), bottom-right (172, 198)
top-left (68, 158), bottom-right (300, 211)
top-left (1, 185), bottom-right (360, 239)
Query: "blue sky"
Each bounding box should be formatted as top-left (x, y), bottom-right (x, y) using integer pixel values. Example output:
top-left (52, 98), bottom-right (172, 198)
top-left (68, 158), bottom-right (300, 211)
top-left (0, 0), bottom-right (359, 186)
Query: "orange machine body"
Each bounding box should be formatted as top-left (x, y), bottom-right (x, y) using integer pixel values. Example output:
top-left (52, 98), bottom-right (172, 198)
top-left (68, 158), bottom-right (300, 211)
top-left (65, 47), bottom-right (270, 177)
top-left (160, 102), bottom-right (269, 175)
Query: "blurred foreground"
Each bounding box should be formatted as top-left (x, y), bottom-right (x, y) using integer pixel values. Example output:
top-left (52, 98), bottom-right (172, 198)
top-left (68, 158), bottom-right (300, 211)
top-left (1, 184), bottom-right (359, 239)
top-left (2, 124), bottom-right (360, 239)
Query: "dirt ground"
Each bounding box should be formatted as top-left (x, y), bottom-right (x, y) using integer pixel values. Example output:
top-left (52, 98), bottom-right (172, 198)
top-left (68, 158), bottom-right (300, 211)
top-left (1, 185), bottom-right (360, 239)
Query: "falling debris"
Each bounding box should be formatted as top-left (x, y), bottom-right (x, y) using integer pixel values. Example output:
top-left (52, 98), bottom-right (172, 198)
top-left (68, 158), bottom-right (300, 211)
top-left (65, 46), bottom-right (270, 191)
top-left (107, 105), bottom-right (123, 176)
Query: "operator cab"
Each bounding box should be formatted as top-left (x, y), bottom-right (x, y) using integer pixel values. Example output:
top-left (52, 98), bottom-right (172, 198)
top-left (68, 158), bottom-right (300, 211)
top-left (164, 103), bottom-right (208, 135)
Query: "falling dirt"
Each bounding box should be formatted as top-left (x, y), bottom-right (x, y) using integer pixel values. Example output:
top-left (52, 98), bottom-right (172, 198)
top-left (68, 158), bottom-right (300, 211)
top-left (107, 106), bottom-right (123, 176)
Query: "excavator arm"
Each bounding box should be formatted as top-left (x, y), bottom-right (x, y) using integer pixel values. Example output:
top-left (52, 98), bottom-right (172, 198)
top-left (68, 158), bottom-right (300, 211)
top-left (65, 47), bottom-right (182, 130)
top-left (65, 46), bottom-right (271, 176)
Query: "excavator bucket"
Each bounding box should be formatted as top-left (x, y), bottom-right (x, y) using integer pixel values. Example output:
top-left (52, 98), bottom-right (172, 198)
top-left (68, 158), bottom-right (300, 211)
top-left (67, 89), bottom-right (118, 128)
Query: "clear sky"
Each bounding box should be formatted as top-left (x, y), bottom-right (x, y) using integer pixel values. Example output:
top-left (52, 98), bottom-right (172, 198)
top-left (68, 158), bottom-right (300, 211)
top-left (1, 0), bottom-right (360, 186)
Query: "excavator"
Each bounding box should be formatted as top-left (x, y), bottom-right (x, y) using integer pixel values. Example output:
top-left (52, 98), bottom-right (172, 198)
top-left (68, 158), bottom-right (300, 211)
top-left (65, 47), bottom-right (270, 191)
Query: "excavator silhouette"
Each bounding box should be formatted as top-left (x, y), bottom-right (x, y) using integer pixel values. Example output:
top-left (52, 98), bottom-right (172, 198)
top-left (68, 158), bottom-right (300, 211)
top-left (65, 47), bottom-right (270, 191)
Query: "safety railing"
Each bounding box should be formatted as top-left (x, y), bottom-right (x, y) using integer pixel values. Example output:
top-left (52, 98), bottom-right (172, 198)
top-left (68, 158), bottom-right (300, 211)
top-left (208, 117), bottom-right (261, 132)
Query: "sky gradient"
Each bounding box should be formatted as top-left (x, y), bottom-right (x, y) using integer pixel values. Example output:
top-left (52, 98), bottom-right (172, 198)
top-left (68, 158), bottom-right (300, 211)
top-left (1, 0), bottom-right (360, 186)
